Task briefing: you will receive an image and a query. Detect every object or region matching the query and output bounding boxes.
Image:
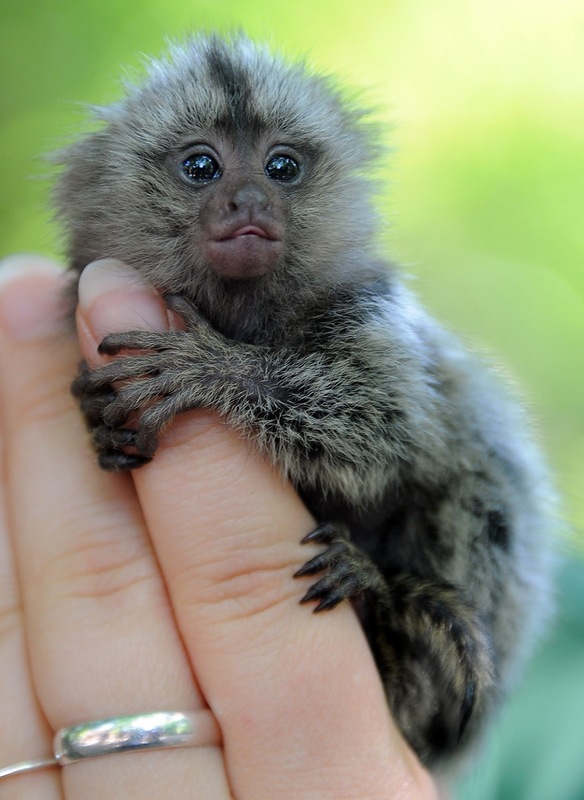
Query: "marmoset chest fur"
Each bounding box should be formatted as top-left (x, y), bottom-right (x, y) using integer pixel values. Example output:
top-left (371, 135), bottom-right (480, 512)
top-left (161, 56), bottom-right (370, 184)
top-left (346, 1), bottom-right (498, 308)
top-left (55, 34), bottom-right (555, 770)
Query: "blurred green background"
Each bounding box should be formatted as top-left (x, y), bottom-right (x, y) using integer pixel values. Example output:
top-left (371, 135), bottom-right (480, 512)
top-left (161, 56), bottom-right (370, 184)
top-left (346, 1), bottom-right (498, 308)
top-left (1, 1), bottom-right (583, 797)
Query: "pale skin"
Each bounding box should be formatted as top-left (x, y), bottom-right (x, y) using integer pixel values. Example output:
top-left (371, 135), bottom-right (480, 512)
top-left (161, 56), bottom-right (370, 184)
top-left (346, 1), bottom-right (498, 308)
top-left (0, 255), bottom-right (438, 799)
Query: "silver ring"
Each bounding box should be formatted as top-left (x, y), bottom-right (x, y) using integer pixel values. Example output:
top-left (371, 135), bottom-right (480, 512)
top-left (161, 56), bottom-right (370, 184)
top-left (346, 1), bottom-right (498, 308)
top-left (0, 710), bottom-right (221, 780)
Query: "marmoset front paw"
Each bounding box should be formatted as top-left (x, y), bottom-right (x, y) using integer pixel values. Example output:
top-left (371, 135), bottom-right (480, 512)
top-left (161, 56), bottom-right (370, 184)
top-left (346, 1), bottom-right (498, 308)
top-left (71, 326), bottom-right (214, 468)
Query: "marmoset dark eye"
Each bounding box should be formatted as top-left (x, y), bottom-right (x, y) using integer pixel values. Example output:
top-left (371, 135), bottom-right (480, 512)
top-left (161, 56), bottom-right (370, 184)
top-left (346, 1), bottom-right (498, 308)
top-left (181, 154), bottom-right (221, 182)
top-left (265, 155), bottom-right (300, 182)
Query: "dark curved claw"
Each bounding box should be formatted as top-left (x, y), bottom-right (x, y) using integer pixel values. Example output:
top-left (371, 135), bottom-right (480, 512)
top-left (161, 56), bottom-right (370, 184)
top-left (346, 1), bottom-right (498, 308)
top-left (295, 522), bottom-right (377, 612)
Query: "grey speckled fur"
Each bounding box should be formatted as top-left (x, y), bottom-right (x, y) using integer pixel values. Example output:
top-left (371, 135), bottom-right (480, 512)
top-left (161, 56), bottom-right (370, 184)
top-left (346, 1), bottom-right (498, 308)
top-left (55, 35), bottom-right (555, 771)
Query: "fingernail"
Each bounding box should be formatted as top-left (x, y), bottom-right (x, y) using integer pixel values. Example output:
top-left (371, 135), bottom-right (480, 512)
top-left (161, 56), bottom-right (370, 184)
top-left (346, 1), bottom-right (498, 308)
top-left (0, 255), bottom-right (67, 341)
top-left (78, 259), bottom-right (169, 339)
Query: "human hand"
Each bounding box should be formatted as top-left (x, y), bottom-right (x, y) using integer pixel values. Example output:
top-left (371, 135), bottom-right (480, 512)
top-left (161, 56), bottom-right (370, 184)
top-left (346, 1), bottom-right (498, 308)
top-left (0, 255), bottom-right (437, 799)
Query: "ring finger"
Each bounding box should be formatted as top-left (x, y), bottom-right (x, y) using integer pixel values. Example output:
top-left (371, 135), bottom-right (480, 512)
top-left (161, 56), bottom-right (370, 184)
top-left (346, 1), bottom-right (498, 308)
top-left (0, 258), bottom-right (229, 799)
top-left (0, 395), bottom-right (61, 797)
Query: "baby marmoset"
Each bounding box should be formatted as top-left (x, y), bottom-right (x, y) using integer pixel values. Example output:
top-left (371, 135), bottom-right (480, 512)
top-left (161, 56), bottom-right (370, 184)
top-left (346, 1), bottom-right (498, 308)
top-left (55, 35), bottom-right (554, 770)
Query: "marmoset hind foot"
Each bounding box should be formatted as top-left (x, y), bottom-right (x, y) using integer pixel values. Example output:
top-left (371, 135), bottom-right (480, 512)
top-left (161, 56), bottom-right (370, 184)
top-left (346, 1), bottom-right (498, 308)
top-left (59, 34), bottom-right (554, 771)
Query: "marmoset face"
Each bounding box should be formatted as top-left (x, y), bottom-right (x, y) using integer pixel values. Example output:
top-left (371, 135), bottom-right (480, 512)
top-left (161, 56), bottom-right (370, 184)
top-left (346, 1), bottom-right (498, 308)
top-left (55, 36), bottom-right (381, 313)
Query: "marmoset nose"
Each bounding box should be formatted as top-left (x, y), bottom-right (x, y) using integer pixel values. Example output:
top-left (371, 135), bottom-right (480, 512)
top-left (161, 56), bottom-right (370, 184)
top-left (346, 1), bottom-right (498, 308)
top-left (227, 182), bottom-right (270, 214)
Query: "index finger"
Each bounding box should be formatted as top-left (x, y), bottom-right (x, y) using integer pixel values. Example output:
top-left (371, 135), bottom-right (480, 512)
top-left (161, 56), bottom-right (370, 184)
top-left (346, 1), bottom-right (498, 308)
top-left (78, 262), bottom-right (436, 800)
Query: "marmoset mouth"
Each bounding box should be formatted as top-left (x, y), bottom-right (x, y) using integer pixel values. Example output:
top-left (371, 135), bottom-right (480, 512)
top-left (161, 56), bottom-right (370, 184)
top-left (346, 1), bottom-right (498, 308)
top-left (206, 233), bottom-right (283, 279)
top-left (227, 225), bottom-right (273, 240)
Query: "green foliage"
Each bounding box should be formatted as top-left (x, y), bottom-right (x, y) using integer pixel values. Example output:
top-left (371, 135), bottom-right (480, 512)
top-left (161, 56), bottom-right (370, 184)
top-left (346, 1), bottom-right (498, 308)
top-left (456, 559), bottom-right (584, 800)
